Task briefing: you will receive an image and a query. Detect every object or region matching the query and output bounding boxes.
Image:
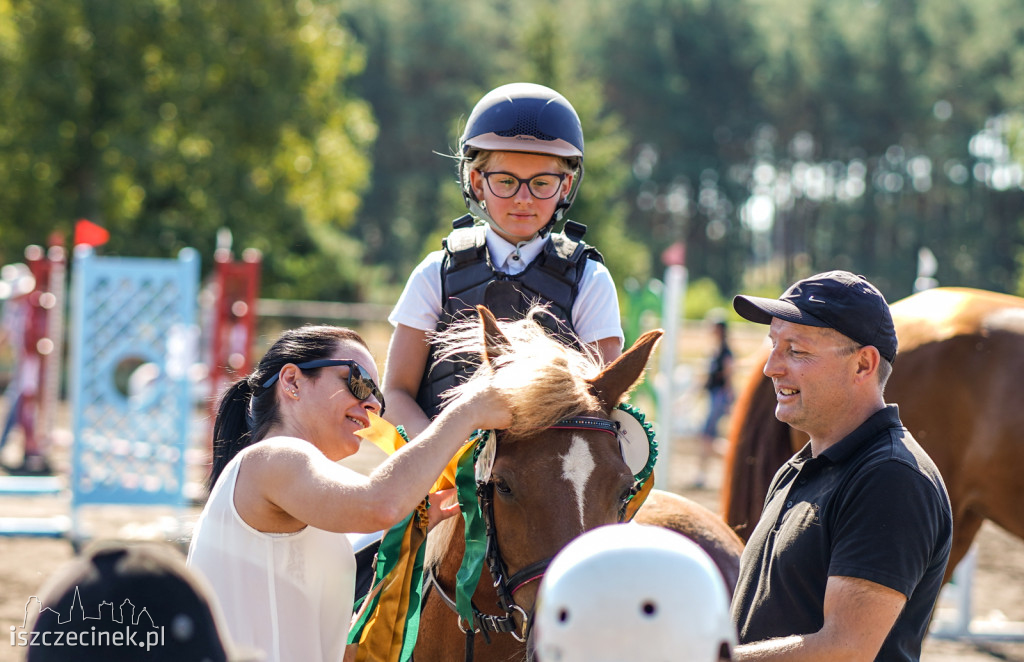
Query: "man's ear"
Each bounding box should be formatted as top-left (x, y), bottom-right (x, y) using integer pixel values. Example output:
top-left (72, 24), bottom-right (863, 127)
top-left (854, 345), bottom-right (880, 383)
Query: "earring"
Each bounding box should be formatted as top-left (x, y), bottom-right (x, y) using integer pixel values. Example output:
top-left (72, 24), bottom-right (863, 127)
top-left (290, 389), bottom-right (299, 398)
top-left (479, 199), bottom-right (487, 210)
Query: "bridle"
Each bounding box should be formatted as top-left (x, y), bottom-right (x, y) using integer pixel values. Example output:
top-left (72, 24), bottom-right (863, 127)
top-left (425, 414), bottom-right (644, 661)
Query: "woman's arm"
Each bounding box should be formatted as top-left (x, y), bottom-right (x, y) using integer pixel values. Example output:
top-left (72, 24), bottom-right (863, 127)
top-left (382, 323), bottom-right (433, 438)
top-left (238, 383), bottom-right (510, 535)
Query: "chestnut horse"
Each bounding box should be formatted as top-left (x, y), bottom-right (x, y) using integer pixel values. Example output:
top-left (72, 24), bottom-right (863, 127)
top-left (722, 287), bottom-right (1024, 582)
top-left (415, 307), bottom-right (743, 661)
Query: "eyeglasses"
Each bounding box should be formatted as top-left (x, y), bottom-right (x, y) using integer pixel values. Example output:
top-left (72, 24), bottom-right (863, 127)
top-left (262, 359), bottom-right (385, 415)
top-left (481, 171), bottom-right (567, 199)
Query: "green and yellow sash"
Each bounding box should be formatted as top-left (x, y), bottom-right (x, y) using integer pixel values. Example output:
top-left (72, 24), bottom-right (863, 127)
top-left (346, 414), bottom-right (478, 662)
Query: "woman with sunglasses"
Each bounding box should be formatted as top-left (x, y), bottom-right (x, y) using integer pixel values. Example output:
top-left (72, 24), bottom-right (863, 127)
top-left (187, 324), bottom-right (511, 662)
top-left (385, 82), bottom-right (624, 437)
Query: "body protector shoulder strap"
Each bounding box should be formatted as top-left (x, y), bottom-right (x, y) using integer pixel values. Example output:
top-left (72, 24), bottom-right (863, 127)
top-left (415, 220), bottom-right (603, 418)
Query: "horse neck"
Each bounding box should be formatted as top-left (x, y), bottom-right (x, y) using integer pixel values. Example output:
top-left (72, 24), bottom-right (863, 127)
top-left (426, 511), bottom-right (467, 582)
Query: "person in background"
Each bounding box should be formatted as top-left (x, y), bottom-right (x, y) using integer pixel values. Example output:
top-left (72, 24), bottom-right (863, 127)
top-left (534, 522), bottom-right (736, 662)
top-left (186, 324), bottom-right (512, 662)
top-left (730, 270), bottom-right (952, 661)
top-left (696, 311), bottom-right (733, 488)
top-left (25, 540), bottom-right (261, 661)
top-left (384, 82), bottom-right (623, 437)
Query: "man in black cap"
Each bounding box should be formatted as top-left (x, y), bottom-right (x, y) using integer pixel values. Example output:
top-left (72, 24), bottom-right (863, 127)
top-left (729, 271), bottom-right (952, 662)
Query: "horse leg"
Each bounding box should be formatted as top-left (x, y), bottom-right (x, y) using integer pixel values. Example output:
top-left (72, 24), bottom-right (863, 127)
top-left (946, 509), bottom-right (984, 584)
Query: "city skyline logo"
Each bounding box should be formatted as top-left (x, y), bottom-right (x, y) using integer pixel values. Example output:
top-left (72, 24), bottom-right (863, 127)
top-left (9, 586), bottom-right (165, 652)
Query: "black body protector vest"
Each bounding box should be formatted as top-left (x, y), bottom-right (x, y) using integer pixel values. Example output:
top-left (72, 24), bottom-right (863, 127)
top-left (415, 216), bottom-right (604, 419)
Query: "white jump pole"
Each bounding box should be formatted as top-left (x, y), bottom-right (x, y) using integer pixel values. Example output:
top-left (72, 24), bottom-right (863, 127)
top-left (930, 543), bottom-right (1024, 642)
top-left (654, 263), bottom-right (686, 490)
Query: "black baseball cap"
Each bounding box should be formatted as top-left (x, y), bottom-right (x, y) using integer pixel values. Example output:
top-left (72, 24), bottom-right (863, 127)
top-left (28, 541), bottom-right (263, 662)
top-left (732, 270), bottom-right (898, 363)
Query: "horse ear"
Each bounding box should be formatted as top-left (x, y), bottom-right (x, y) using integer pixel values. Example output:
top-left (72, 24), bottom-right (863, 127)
top-left (587, 329), bottom-right (664, 413)
top-left (477, 305), bottom-right (510, 367)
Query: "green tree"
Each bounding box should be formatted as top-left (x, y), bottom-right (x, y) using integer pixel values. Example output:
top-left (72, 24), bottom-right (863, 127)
top-left (0, 0), bottom-right (375, 300)
top-left (580, 0), bottom-right (768, 296)
top-left (339, 0), bottom-right (497, 292)
top-left (746, 0), bottom-right (1024, 298)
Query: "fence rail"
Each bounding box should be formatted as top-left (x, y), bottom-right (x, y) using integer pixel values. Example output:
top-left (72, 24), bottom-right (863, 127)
top-left (256, 299), bottom-right (393, 323)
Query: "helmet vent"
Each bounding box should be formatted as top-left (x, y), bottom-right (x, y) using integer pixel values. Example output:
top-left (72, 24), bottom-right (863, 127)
top-left (495, 113), bottom-right (556, 142)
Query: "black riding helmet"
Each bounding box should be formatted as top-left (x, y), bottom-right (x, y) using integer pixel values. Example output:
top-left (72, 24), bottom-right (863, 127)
top-left (458, 82), bottom-right (585, 236)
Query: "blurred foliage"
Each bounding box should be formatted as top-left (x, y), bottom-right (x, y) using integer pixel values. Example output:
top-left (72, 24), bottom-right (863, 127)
top-left (3, 0), bottom-right (1024, 307)
top-left (683, 277), bottom-right (730, 323)
top-left (0, 0), bottom-right (375, 300)
top-left (580, 0), bottom-right (767, 298)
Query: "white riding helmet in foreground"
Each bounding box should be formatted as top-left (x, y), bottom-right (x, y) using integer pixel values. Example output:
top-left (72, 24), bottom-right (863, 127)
top-left (534, 522), bottom-right (736, 662)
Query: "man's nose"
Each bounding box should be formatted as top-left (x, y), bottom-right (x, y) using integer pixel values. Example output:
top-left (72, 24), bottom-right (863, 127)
top-left (763, 349), bottom-right (782, 378)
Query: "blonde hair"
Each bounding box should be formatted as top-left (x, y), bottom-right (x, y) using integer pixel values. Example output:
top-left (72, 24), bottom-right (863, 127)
top-left (433, 308), bottom-right (603, 436)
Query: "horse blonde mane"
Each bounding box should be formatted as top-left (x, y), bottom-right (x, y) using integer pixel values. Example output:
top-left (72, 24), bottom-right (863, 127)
top-left (433, 308), bottom-right (605, 436)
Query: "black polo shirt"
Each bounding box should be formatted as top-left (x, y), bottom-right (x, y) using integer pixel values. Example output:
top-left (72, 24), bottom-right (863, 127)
top-left (731, 405), bottom-right (952, 661)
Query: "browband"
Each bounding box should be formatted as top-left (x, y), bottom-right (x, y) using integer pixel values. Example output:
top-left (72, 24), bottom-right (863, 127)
top-left (548, 417), bottom-right (618, 435)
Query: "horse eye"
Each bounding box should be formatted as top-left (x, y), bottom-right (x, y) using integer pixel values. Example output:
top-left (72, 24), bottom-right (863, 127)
top-left (494, 478), bottom-right (512, 496)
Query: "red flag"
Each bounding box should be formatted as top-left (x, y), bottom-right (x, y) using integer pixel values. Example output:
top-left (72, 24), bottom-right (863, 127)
top-left (74, 219), bottom-right (110, 247)
top-left (661, 241), bottom-right (686, 267)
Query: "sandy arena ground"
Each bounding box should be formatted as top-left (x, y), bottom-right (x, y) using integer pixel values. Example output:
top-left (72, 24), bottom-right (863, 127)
top-left (0, 427), bottom-right (1021, 662)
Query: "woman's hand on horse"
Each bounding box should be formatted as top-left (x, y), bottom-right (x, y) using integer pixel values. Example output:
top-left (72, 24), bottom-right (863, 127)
top-left (449, 382), bottom-right (513, 431)
top-left (426, 487), bottom-right (460, 531)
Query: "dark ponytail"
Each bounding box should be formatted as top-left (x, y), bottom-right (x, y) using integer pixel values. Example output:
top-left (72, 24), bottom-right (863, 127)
top-left (207, 324), bottom-right (370, 490)
top-left (208, 379), bottom-right (257, 490)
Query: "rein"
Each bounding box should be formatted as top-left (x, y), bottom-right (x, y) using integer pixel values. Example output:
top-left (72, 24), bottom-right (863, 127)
top-left (436, 414), bottom-right (642, 662)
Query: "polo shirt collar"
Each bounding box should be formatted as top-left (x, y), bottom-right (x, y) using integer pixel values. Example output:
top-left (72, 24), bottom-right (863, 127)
top-left (788, 404), bottom-right (901, 470)
top-left (484, 227), bottom-right (546, 273)
top-left (820, 404), bottom-right (901, 464)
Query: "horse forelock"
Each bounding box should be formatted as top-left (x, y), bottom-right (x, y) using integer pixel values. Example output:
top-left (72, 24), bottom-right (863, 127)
top-left (436, 310), bottom-right (604, 436)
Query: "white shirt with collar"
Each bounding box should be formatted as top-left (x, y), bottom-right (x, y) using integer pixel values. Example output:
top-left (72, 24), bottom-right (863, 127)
top-left (389, 224), bottom-right (623, 347)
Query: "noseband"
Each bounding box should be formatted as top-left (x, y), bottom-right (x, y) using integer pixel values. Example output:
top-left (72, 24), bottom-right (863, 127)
top-left (430, 414), bottom-right (644, 661)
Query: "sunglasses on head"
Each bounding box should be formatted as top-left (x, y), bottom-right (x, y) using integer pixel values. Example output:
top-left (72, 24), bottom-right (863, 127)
top-left (262, 359), bottom-right (385, 415)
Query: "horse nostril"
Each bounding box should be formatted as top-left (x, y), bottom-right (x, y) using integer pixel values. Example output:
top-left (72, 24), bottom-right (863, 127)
top-left (641, 600), bottom-right (657, 616)
top-left (557, 607), bottom-right (569, 623)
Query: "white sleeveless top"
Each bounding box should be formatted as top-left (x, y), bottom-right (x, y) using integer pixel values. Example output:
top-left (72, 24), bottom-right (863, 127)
top-left (187, 452), bottom-right (355, 662)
